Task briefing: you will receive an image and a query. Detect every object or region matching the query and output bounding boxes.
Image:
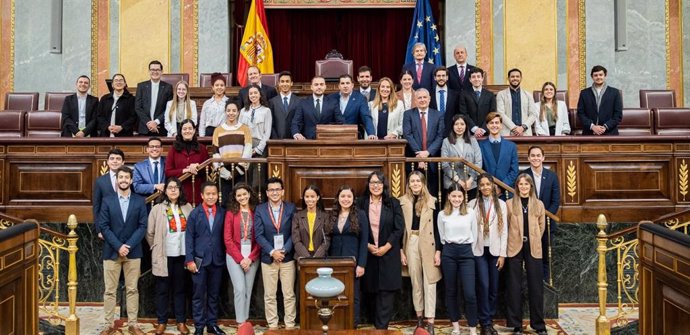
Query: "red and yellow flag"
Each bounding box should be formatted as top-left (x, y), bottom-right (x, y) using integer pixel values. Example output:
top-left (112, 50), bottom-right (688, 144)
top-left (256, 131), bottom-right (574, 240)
top-left (237, 0), bottom-right (274, 87)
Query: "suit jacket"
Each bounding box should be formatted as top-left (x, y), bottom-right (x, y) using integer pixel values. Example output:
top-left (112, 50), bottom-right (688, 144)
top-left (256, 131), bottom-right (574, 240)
top-left (429, 85), bottom-right (461, 132)
top-left (357, 196), bottom-right (404, 292)
top-left (399, 195), bottom-right (441, 283)
top-left (467, 197), bottom-right (508, 257)
top-left (522, 167), bottom-right (560, 218)
top-left (97, 90), bottom-right (137, 137)
top-left (402, 62), bottom-right (436, 91)
top-left (269, 93), bottom-right (301, 139)
top-left (98, 192), bottom-right (148, 260)
top-left (534, 100), bottom-right (571, 136)
top-left (291, 96), bottom-right (343, 139)
top-left (478, 137), bottom-right (519, 188)
top-left (358, 88), bottom-right (376, 102)
top-left (132, 158), bottom-right (166, 197)
top-left (185, 204), bottom-right (226, 267)
top-left (146, 201), bottom-right (194, 276)
top-left (496, 88), bottom-right (538, 136)
top-left (447, 63), bottom-right (477, 92)
top-left (506, 197), bottom-right (545, 258)
top-left (368, 101), bottom-right (405, 138)
top-left (93, 172), bottom-right (116, 233)
top-left (459, 88), bottom-right (496, 134)
top-left (441, 137), bottom-right (483, 189)
top-left (223, 209), bottom-right (261, 264)
top-left (328, 209), bottom-right (369, 268)
top-left (576, 85), bottom-right (623, 135)
top-left (402, 107), bottom-right (445, 157)
top-left (291, 209), bottom-right (331, 259)
top-left (254, 201), bottom-right (296, 264)
top-left (135, 80), bottom-right (173, 136)
top-left (327, 91), bottom-right (375, 137)
top-left (238, 84), bottom-right (278, 110)
top-left (61, 94), bottom-right (99, 137)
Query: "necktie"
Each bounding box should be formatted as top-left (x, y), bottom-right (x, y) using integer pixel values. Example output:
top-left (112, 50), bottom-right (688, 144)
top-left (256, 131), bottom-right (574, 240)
top-left (283, 97), bottom-right (289, 112)
top-left (208, 208), bottom-right (214, 231)
top-left (416, 63), bottom-right (423, 83)
top-left (420, 111), bottom-right (427, 150)
top-left (112, 173), bottom-right (117, 192)
top-left (439, 90), bottom-right (446, 115)
top-left (315, 98), bottom-right (321, 119)
top-left (153, 161), bottom-right (159, 184)
top-left (475, 90), bottom-right (481, 100)
top-left (459, 65), bottom-right (465, 83)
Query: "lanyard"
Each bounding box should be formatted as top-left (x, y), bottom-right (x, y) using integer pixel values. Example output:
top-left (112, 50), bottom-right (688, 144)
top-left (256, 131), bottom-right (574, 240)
top-left (484, 202), bottom-right (492, 225)
top-left (240, 210), bottom-right (251, 241)
top-left (269, 202), bottom-right (284, 232)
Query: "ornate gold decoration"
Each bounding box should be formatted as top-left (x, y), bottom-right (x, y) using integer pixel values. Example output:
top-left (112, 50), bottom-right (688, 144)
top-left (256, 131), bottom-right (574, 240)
top-left (271, 164), bottom-right (281, 178)
top-left (474, 0), bottom-right (481, 64)
top-left (192, 0), bottom-right (199, 86)
top-left (679, 159), bottom-right (688, 201)
top-left (665, 0), bottom-right (670, 89)
top-left (91, 0), bottom-right (98, 96)
top-left (578, 0), bottom-right (586, 89)
top-left (100, 160), bottom-right (108, 176)
top-left (566, 160), bottom-right (577, 201)
top-left (391, 164), bottom-right (402, 198)
top-left (595, 214), bottom-right (610, 335)
top-left (9, 0), bottom-right (15, 90)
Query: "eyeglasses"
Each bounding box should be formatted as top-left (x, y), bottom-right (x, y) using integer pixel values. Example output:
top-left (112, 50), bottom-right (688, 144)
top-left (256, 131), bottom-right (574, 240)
top-left (166, 186), bottom-right (179, 190)
top-left (369, 181), bottom-right (383, 185)
top-left (148, 145), bottom-right (162, 149)
top-left (267, 188), bottom-right (283, 193)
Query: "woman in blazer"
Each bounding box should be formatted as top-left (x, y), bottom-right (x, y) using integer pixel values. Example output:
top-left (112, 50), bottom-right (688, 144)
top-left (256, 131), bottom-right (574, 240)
top-left (292, 184), bottom-right (330, 259)
top-left (396, 70), bottom-right (417, 110)
top-left (534, 82), bottom-right (571, 136)
top-left (164, 80), bottom-right (198, 137)
top-left (146, 177), bottom-right (193, 335)
top-left (505, 174), bottom-right (547, 335)
top-left (357, 171), bottom-right (404, 329)
top-left (223, 183), bottom-right (261, 326)
top-left (368, 77), bottom-right (405, 139)
top-left (399, 170), bottom-right (441, 335)
top-left (97, 73), bottom-right (136, 137)
top-left (328, 185), bottom-right (369, 327)
top-left (164, 119), bottom-right (209, 206)
top-left (467, 173), bottom-right (507, 335)
top-left (441, 114), bottom-right (483, 201)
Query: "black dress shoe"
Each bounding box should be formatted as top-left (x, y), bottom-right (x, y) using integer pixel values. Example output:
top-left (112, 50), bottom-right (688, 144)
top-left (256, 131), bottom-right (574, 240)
top-left (207, 325), bottom-right (226, 334)
top-left (484, 324), bottom-right (498, 335)
top-left (194, 328), bottom-right (204, 335)
top-left (416, 316), bottom-right (424, 328)
top-left (512, 327), bottom-right (524, 335)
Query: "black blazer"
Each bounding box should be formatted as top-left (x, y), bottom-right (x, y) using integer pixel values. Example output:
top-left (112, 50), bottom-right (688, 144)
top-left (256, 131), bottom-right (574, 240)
top-left (269, 94), bottom-right (301, 139)
top-left (134, 80), bottom-right (173, 136)
top-left (61, 94), bottom-right (99, 137)
top-left (576, 86), bottom-right (623, 135)
top-left (357, 196), bottom-right (404, 292)
top-left (447, 63), bottom-right (477, 92)
top-left (92, 173), bottom-right (116, 234)
top-left (429, 86), bottom-right (461, 133)
top-left (459, 88), bottom-right (497, 133)
top-left (291, 96), bottom-right (343, 139)
top-left (328, 209), bottom-right (369, 268)
top-left (238, 84), bottom-right (278, 110)
top-left (97, 90), bottom-right (137, 137)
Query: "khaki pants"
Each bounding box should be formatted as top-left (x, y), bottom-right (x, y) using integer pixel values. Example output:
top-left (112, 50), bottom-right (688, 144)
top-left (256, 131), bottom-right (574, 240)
top-left (261, 260), bottom-right (296, 328)
top-left (406, 235), bottom-right (437, 318)
top-left (103, 257), bottom-right (141, 326)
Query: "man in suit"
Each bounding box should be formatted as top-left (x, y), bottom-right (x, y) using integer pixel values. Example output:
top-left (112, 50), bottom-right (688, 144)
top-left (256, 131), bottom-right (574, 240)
top-left (132, 137), bottom-right (165, 199)
top-left (429, 66), bottom-right (461, 133)
top-left (254, 177), bottom-right (297, 330)
top-left (478, 112), bottom-right (519, 197)
top-left (97, 166), bottom-right (147, 335)
top-left (93, 148), bottom-right (125, 238)
top-left (447, 45), bottom-right (477, 93)
top-left (291, 76), bottom-right (343, 140)
top-left (185, 182), bottom-right (227, 335)
top-left (403, 88), bottom-right (445, 196)
top-left (238, 66), bottom-right (278, 109)
top-left (522, 145), bottom-right (560, 281)
top-left (61, 75), bottom-right (99, 137)
top-left (577, 65), bottom-right (623, 135)
top-left (496, 68), bottom-right (538, 136)
top-left (327, 74), bottom-right (377, 139)
top-left (357, 65), bottom-right (376, 101)
top-left (402, 43), bottom-right (436, 91)
top-left (459, 68), bottom-right (496, 138)
top-left (135, 60), bottom-right (173, 136)
top-left (269, 71), bottom-right (301, 139)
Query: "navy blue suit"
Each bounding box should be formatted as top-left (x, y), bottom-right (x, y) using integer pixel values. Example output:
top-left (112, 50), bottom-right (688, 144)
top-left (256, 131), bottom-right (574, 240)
top-left (185, 204), bottom-right (226, 328)
top-left (327, 91), bottom-right (376, 137)
top-left (93, 172), bottom-right (116, 234)
top-left (291, 96), bottom-right (343, 139)
top-left (403, 107), bottom-right (445, 197)
top-left (98, 192), bottom-right (148, 260)
top-left (522, 166), bottom-right (560, 278)
top-left (577, 86), bottom-right (623, 135)
top-left (429, 86), bottom-right (462, 132)
top-left (132, 158), bottom-right (166, 198)
top-left (402, 62), bottom-right (436, 91)
top-left (478, 137), bottom-right (519, 193)
top-left (447, 63), bottom-right (477, 92)
top-left (254, 201), bottom-right (296, 264)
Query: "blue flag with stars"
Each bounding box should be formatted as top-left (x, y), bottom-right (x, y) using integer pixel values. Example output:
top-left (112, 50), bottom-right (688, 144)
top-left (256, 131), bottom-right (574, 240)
top-left (405, 0), bottom-right (442, 65)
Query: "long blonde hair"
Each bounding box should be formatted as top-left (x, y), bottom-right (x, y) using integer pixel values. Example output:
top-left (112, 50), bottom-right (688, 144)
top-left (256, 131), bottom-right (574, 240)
top-left (474, 173), bottom-right (504, 235)
top-left (168, 80), bottom-right (193, 122)
top-left (539, 81), bottom-right (559, 122)
top-left (403, 170), bottom-right (435, 216)
top-left (512, 173), bottom-right (539, 214)
top-left (372, 77), bottom-right (399, 112)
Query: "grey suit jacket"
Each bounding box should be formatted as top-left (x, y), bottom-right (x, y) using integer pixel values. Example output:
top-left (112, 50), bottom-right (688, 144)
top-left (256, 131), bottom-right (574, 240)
top-left (269, 93), bottom-right (301, 139)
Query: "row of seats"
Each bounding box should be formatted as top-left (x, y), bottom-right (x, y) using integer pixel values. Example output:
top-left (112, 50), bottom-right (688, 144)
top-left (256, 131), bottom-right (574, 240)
top-left (0, 108), bottom-right (688, 138)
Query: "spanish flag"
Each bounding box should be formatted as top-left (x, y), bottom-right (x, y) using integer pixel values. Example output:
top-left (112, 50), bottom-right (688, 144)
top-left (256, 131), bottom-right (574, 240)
top-left (237, 0), bottom-right (274, 87)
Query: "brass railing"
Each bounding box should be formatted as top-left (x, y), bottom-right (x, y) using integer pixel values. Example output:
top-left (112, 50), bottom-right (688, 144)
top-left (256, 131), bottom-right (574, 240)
top-left (0, 213), bottom-right (80, 334)
top-left (595, 211), bottom-right (690, 335)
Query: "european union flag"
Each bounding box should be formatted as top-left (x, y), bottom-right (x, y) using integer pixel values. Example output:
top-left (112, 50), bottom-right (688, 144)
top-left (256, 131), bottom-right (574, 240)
top-left (405, 0), bottom-right (442, 65)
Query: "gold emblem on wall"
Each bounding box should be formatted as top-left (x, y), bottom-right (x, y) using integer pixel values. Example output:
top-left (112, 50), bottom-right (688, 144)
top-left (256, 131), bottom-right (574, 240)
top-left (391, 164), bottom-right (402, 198)
top-left (271, 164), bottom-right (281, 178)
top-left (100, 161), bottom-right (108, 176)
top-left (567, 160), bottom-right (577, 202)
top-left (679, 159), bottom-right (688, 201)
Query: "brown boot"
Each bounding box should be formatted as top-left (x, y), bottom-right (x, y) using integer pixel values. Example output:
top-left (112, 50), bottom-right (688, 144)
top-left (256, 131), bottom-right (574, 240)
top-left (154, 323), bottom-right (166, 335)
top-left (127, 325), bottom-right (145, 335)
top-left (177, 322), bottom-right (190, 334)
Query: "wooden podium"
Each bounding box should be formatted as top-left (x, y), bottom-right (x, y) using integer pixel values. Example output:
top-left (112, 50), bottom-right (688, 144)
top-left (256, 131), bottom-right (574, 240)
top-left (298, 257), bottom-right (356, 330)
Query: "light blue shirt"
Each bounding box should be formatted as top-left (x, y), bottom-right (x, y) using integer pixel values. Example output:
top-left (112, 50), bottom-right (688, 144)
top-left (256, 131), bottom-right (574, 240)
top-left (118, 192), bottom-right (130, 221)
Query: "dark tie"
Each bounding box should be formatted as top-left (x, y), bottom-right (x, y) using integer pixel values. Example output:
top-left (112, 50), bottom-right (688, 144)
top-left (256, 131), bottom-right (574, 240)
top-left (153, 161), bottom-right (159, 184)
top-left (439, 90), bottom-right (446, 115)
top-left (475, 90), bottom-right (481, 100)
top-left (459, 66), bottom-right (465, 83)
top-left (208, 208), bottom-right (214, 231)
top-left (420, 111), bottom-right (427, 150)
top-left (315, 98), bottom-right (321, 119)
top-left (283, 96), bottom-right (289, 112)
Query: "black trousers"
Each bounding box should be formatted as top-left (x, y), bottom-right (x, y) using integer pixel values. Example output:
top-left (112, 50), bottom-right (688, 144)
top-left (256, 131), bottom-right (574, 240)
top-left (191, 263), bottom-right (224, 328)
top-left (441, 243), bottom-right (478, 326)
top-left (369, 290), bottom-right (397, 329)
top-left (505, 241), bottom-right (546, 332)
top-left (155, 256), bottom-right (188, 323)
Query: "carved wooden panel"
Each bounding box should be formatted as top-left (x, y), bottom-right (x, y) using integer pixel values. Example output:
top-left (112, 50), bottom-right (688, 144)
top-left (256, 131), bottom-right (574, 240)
top-left (9, 162), bottom-right (93, 202)
top-left (290, 167), bottom-right (381, 209)
top-left (0, 281), bottom-right (19, 335)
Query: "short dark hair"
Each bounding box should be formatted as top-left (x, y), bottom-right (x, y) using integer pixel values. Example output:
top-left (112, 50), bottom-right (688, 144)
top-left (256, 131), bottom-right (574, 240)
top-left (278, 71), bottom-right (293, 81)
top-left (149, 60), bottom-right (163, 71)
top-left (265, 177), bottom-right (284, 189)
top-left (591, 65), bottom-right (607, 76)
top-left (147, 137), bottom-right (162, 146)
top-left (116, 166), bottom-right (133, 178)
top-left (200, 181), bottom-right (218, 194)
top-left (528, 145), bottom-right (544, 156)
top-left (358, 66), bottom-right (371, 75)
top-left (433, 66), bottom-right (448, 76)
top-left (311, 76), bottom-right (326, 84)
top-left (210, 72), bottom-right (227, 85)
top-left (469, 67), bottom-right (485, 78)
top-left (507, 68), bottom-right (522, 77)
top-left (108, 148), bottom-right (125, 161)
top-left (339, 74), bottom-right (353, 82)
top-left (76, 75), bottom-right (90, 83)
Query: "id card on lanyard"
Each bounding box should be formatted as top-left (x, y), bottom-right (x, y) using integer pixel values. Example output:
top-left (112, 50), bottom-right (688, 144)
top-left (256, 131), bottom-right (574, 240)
top-left (241, 212), bottom-right (252, 258)
top-left (269, 203), bottom-right (285, 250)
